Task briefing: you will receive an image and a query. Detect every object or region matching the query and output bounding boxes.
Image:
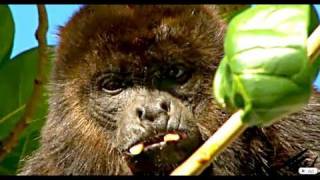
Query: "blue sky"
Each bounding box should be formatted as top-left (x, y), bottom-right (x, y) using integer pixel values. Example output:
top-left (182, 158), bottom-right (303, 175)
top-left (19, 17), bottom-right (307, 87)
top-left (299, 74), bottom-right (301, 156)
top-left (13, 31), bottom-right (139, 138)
top-left (8, 4), bottom-right (320, 89)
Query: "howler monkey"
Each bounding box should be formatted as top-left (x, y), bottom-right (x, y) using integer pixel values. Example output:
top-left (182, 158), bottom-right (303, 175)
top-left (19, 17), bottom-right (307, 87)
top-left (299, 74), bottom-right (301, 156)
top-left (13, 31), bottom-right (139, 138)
top-left (19, 5), bottom-right (320, 175)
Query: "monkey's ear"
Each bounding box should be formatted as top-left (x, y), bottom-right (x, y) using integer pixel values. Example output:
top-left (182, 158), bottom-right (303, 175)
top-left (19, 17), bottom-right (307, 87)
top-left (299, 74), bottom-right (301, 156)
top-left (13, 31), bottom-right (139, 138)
top-left (203, 5), bottom-right (251, 23)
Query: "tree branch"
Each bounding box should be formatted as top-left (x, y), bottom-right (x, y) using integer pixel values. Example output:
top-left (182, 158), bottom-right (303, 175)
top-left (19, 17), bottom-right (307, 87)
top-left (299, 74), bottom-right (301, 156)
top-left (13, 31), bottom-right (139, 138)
top-left (0, 5), bottom-right (48, 161)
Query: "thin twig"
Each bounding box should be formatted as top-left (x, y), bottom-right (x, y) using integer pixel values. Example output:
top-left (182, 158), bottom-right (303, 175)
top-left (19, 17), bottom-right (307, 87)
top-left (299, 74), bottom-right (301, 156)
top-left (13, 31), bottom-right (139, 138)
top-left (171, 110), bottom-right (248, 175)
top-left (0, 5), bottom-right (48, 161)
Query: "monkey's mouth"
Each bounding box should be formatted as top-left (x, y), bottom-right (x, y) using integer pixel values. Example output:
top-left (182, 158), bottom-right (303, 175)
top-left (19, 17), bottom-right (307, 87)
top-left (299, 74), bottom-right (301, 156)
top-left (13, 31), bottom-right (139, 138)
top-left (124, 130), bottom-right (202, 174)
top-left (127, 131), bottom-right (187, 155)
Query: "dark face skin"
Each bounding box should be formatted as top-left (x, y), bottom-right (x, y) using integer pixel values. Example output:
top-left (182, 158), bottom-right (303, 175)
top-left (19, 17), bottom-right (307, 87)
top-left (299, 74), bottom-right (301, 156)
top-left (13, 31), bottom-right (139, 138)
top-left (19, 5), bottom-right (320, 175)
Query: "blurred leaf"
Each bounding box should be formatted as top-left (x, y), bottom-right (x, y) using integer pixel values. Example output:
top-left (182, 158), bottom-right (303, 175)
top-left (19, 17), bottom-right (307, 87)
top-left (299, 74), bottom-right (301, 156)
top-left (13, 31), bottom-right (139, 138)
top-left (214, 5), bottom-right (315, 127)
top-left (309, 5), bottom-right (319, 35)
top-left (0, 5), bottom-right (15, 67)
top-left (0, 47), bottom-right (40, 139)
top-left (0, 46), bottom-right (54, 174)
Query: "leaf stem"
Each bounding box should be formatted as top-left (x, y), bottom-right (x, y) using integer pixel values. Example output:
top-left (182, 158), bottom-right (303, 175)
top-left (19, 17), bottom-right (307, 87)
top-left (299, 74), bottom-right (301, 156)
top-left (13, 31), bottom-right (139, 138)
top-left (170, 110), bottom-right (248, 175)
top-left (0, 105), bottom-right (26, 124)
top-left (0, 5), bottom-right (48, 161)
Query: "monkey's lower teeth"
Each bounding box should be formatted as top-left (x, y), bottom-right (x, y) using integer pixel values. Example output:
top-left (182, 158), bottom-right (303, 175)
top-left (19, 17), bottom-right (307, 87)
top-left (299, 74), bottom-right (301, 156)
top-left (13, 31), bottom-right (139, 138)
top-left (129, 143), bottom-right (144, 155)
top-left (129, 133), bottom-right (181, 155)
top-left (163, 133), bottom-right (180, 142)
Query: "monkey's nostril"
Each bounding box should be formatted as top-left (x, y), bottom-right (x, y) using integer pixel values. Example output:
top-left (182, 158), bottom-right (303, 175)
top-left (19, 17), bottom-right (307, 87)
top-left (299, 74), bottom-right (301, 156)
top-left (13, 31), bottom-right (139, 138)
top-left (136, 108), bottom-right (144, 119)
top-left (160, 101), bottom-right (170, 112)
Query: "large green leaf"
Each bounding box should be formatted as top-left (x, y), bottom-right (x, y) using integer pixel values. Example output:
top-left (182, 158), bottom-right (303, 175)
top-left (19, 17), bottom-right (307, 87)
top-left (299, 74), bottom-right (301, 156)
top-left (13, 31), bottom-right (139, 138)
top-left (0, 46), bottom-right (54, 174)
top-left (0, 5), bottom-right (15, 67)
top-left (214, 5), bottom-right (316, 127)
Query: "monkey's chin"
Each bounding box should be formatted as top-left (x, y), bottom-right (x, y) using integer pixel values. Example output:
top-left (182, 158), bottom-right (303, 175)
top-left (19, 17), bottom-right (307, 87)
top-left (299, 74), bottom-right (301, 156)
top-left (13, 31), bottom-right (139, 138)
top-left (124, 131), bottom-right (203, 175)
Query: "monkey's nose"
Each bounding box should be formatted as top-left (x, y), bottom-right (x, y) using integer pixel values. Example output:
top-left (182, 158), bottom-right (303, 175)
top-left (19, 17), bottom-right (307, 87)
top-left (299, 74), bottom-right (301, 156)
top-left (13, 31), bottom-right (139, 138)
top-left (135, 100), bottom-right (171, 122)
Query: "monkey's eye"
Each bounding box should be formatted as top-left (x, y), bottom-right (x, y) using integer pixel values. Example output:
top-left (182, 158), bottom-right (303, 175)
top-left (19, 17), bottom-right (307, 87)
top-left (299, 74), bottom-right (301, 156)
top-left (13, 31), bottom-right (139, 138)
top-left (169, 68), bottom-right (184, 79)
top-left (98, 75), bottom-right (125, 95)
top-left (167, 65), bottom-right (191, 84)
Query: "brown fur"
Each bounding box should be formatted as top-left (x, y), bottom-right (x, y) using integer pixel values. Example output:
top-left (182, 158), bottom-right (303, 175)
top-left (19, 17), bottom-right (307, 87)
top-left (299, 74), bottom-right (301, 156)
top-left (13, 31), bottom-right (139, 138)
top-left (19, 5), bottom-right (320, 175)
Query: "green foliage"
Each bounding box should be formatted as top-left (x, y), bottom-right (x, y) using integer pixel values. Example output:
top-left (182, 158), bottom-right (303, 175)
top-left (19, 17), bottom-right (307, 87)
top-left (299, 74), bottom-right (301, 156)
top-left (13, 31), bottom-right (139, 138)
top-left (214, 5), bottom-right (318, 127)
top-left (0, 5), bottom-right (14, 67)
top-left (0, 5), bottom-right (54, 174)
top-left (0, 47), bottom-right (54, 174)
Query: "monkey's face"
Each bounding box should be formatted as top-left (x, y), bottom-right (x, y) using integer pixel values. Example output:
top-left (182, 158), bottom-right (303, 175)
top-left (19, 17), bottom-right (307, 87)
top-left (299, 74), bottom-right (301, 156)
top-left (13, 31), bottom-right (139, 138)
top-left (54, 5), bottom-right (226, 175)
top-left (90, 64), bottom-right (205, 174)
